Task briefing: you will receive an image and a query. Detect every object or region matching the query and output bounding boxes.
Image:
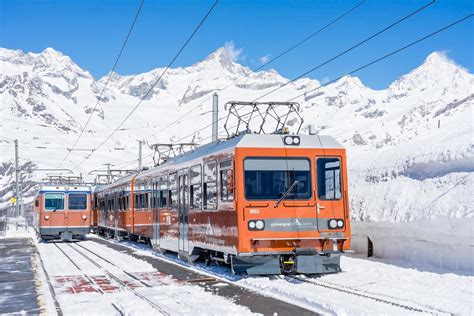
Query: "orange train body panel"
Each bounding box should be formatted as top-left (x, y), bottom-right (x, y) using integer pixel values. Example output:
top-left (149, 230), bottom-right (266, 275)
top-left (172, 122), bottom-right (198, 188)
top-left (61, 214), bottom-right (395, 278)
top-left (33, 185), bottom-right (91, 241)
top-left (93, 133), bottom-right (351, 274)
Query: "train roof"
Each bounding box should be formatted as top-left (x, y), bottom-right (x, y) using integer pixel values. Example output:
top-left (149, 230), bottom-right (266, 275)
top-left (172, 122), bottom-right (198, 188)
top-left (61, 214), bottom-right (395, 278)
top-left (137, 133), bottom-right (342, 177)
top-left (37, 185), bottom-right (91, 193)
top-left (95, 133), bottom-right (343, 192)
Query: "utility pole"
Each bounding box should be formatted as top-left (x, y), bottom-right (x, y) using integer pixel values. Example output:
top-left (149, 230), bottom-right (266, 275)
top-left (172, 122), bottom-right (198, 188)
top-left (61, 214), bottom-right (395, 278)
top-left (212, 93), bottom-right (219, 141)
top-left (103, 163), bottom-right (113, 184)
top-left (138, 140), bottom-right (143, 171)
top-left (14, 140), bottom-right (20, 218)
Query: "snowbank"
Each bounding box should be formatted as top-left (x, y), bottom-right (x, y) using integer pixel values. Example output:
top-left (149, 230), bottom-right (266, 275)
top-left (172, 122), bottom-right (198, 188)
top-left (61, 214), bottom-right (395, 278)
top-left (351, 216), bottom-right (474, 273)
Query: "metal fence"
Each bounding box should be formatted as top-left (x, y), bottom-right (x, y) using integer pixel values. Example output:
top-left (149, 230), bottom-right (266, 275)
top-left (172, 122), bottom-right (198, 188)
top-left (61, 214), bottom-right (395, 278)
top-left (0, 208), bottom-right (6, 237)
top-left (0, 203), bottom-right (33, 237)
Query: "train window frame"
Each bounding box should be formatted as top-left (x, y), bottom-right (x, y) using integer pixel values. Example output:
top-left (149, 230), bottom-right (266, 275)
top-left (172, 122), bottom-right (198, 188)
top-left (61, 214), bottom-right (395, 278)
top-left (243, 157), bottom-right (313, 201)
top-left (68, 193), bottom-right (88, 210)
top-left (316, 157), bottom-right (343, 201)
top-left (159, 174), bottom-right (168, 209)
top-left (220, 159), bottom-right (234, 202)
top-left (169, 173), bottom-right (177, 210)
top-left (190, 164), bottom-right (202, 210)
top-left (203, 161), bottom-right (217, 210)
top-left (44, 192), bottom-right (65, 211)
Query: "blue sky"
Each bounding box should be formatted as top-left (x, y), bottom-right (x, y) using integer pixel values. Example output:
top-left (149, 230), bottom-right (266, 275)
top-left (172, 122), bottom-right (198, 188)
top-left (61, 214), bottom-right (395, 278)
top-left (1, 0), bottom-right (472, 89)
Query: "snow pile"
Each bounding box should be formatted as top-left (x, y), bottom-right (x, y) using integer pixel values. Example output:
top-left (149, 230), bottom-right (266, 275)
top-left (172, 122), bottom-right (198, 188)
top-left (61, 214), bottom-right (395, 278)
top-left (0, 45), bottom-right (472, 269)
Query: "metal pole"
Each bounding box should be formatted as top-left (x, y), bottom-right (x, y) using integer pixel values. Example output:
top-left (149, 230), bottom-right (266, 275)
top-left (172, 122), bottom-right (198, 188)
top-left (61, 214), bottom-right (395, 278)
top-left (103, 163), bottom-right (113, 184)
top-left (14, 140), bottom-right (20, 218)
top-left (212, 93), bottom-right (219, 141)
top-left (138, 140), bottom-right (142, 171)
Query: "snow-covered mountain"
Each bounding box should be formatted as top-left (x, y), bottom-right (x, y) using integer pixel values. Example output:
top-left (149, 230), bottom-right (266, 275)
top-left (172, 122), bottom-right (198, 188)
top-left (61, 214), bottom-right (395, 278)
top-left (0, 46), bottom-right (472, 225)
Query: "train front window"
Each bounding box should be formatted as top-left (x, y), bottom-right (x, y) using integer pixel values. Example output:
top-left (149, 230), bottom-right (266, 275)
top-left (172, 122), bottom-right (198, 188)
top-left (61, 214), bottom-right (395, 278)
top-left (317, 158), bottom-right (342, 200)
top-left (44, 193), bottom-right (65, 211)
top-left (244, 158), bottom-right (311, 201)
top-left (68, 193), bottom-right (87, 210)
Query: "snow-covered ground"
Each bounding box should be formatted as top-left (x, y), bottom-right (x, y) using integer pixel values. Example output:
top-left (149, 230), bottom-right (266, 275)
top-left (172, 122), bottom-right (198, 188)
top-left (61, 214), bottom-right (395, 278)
top-left (35, 239), bottom-right (255, 315)
top-left (96, 236), bottom-right (474, 316)
top-left (1, 45), bottom-right (473, 272)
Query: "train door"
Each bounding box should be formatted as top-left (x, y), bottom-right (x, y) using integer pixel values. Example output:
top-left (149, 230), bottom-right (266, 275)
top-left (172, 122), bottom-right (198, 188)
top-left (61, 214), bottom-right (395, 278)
top-left (114, 192), bottom-right (119, 238)
top-left (315, 156), bottom-right (345, 232)
top-left (178, 169), bottom-right (189, 253)
top-left (151, 179), bottom-right (160, 247)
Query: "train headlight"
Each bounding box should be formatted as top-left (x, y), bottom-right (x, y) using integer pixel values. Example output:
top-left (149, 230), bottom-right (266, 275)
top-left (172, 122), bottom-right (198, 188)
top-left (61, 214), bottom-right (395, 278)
top-left (44, 215), bottom-right (49, 220)
top-left (337, 220), bottom-right (344, 228)
top-left (82, 215), bottom-right (87, 220)
top-left (283, 136), bottom-right (301, 146)
top-left (248, 220), bottom-right (265, 231)
top-left (328, 219), bottom-right (338, 229)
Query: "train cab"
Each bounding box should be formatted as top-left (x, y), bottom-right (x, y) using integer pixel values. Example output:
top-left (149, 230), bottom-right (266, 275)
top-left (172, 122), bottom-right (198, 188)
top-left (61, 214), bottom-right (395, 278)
top-left (33, 185), bottom-right (92, 241)
top-left (231, 134), bottom-right (351, 274)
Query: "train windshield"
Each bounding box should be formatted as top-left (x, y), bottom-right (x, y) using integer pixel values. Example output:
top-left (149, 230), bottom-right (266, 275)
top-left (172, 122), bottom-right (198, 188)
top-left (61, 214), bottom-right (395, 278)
top-left (69, 193), bottom-right (88, 210)
top-left (44, 193), bottom-right (65, 211)
top-left (244, 158), bottom-right (311, 200)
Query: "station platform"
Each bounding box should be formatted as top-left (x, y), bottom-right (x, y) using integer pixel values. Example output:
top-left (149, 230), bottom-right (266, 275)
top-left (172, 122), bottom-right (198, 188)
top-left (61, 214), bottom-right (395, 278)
top-left (0, 238), bottom-right (42, 314)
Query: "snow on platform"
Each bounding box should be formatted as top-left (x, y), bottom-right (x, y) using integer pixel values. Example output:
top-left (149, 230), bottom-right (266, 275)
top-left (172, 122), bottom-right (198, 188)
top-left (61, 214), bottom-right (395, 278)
top-left (0, 238), bottom-right (42, 314)
top-left (36, 240), bottom-right (256, 315)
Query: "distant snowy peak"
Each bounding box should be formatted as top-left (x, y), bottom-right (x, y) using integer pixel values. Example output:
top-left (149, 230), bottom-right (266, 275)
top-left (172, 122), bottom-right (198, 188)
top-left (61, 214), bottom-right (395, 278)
top-left (0, 47), bottom-right (92, 79)
top-left (388, 52), bottom-right (473, 97)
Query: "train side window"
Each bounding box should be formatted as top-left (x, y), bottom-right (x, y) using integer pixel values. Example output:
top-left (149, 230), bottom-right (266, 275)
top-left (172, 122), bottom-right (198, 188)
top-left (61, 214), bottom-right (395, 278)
top-left (169, 173), bottom-right (177, 209)
top-left (35, 200), bottom-right (39, 207)
top-left (69, 193), bottom-right (87, 210)
top-left (203, 161), bottom-right (217, 210)
top-left (152, 181), bottom-right (158, 209)
top-left (135, 194), bottom-right (140, 210)
top-left (160, 191), bottom-right (167, 208)
top-left (144, 193), bottom-right (149, 209)
top-left (190, 164), bottom-right (202, 209)
top-left (45, 193), bottom-right (65, 211)
top-left (159, 175), bottom-right (168, 209)
top-left (316, 158), bottom-right (342, 200)
top-left (220, 160), bottom-right (234, 202)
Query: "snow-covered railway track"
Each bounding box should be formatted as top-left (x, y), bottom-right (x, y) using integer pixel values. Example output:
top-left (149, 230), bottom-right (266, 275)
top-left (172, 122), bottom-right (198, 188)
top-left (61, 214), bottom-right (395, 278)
top-left (63, 242), bottom-right (173, 315)
top-left (286, 275), bottom-right (452, 315)
top-left (52, 242), bottom-right (106, 294)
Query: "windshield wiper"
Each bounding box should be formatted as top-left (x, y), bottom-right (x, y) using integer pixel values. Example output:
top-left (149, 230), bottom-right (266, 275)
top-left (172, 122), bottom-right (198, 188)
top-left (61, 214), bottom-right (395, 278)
top-left (274, 180), bottom-right (298, 208)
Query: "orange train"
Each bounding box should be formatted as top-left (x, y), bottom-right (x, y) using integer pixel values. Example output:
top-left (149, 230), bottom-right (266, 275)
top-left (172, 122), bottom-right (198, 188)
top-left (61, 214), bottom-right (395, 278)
top-left (93, 133), bottom-right (351, 274)
top-left (33, 186), bottom-right (92, 241)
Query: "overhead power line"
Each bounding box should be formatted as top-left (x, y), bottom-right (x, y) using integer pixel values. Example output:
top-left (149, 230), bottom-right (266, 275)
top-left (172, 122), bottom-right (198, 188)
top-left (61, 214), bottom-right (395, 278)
top-left (140, 0), bottom-right (436, 150)
top-left (159, 12), bottom-right (473, 150)
top-left (73, 0), bottom-right (220, 171)
top-left (140, 0), bottom-right (366, 142)
top-left (57, 0), bottom-right (145, 168)
top-left (287, 13), bottom-right (474, 102)
top-left (251, 0), bottom-right (436, 102)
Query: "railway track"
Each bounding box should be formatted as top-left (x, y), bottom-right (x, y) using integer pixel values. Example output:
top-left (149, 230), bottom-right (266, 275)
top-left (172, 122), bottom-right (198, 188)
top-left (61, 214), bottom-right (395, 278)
top-left (53, 242), bottom-right (172, 315)
top-left (286, 275), bottom-right (452, 315)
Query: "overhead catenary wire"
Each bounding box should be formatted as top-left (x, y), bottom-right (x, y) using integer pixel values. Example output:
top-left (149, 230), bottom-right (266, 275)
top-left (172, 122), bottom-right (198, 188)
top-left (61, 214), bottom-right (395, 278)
top-left (137, 0), bottom-right (437, 151)
top-left (151, 12), bottom-right (473, 154)
top-left (72, 0), bottom-right (220, 171)
top-left (286, 13), bottom-right (474, 102)
top-left (251, 0), bottom-right (436, 102)
top-left (57, 0), bottom-right (145, 168)
top-left (140, 0), bottom-right (366, 142)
